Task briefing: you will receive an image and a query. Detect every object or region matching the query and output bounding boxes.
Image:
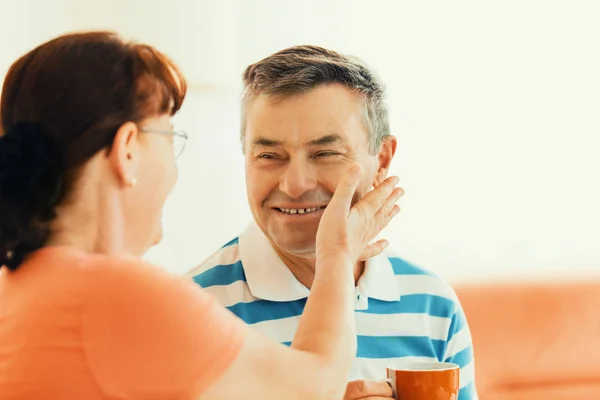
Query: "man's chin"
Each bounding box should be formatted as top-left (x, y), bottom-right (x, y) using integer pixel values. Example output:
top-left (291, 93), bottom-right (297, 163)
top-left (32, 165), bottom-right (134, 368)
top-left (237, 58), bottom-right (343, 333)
top-left (270, 238), bottom-right (317, 259)
top-left (150, 228), bottom-right (163, 247)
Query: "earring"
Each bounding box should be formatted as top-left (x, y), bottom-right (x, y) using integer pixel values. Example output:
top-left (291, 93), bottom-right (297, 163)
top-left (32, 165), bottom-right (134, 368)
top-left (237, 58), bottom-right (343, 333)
top-left (128, 177), bottom-right (138, 187)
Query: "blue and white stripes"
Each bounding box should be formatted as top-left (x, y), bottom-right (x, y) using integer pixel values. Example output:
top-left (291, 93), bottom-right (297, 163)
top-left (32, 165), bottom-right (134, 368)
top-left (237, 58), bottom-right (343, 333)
top-left (188, 236), bottom-right (477, 399)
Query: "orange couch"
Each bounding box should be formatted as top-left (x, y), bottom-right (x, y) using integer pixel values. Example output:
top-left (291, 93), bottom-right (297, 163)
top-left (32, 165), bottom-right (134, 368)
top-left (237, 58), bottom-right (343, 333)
top-left (455, 280), bottom-right (600, 400)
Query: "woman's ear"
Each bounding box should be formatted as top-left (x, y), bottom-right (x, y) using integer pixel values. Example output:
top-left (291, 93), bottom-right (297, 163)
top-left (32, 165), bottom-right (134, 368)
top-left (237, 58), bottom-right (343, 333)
top-left (372, 135), bottom-right (397, 186)
top-left (107, 122), bottom-right (141, 187)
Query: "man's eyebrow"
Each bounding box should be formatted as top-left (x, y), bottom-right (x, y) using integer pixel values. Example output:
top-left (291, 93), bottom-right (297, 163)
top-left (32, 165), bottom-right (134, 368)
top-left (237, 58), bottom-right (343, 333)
top-left (250, 134), bottom-right (347, 149)
top-left (251, 137), bottom-right (283, 148)
top-left (306, 134), bottom-right (347, 146)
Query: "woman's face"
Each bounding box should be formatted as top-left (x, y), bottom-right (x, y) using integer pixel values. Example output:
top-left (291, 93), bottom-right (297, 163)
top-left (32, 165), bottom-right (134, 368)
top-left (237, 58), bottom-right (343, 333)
top-left (120, 113), bottom-right (179, 255)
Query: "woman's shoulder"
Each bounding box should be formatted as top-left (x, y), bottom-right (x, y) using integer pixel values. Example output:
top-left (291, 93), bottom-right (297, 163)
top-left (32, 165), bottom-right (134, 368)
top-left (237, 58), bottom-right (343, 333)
top-left (22, 246), bottom-right (199, 304)
top-left (83, 250), bottom-right (178, 286)
top-left (36, 246), bottom-right (176, 280)
top-left (75, 248), bottom-right (246, 397)
top-left (72, 249), bottom-right (208, 308)
top-left (18, 246), bottom-right (245, 398)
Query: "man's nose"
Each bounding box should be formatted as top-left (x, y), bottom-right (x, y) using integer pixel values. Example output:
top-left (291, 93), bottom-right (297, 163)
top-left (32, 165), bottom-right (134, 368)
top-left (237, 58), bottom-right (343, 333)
top-left (279, 158), bottom-right (318, 199)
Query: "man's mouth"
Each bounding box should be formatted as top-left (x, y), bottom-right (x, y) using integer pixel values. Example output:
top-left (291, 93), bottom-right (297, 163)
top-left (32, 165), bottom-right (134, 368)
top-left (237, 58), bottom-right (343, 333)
top-left (276, 206), bottom-right (326, 215)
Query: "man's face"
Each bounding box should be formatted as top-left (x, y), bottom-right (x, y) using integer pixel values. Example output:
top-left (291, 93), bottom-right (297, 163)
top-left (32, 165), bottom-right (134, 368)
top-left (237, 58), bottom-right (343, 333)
top-left (244, 84), bottom-right (396, 257)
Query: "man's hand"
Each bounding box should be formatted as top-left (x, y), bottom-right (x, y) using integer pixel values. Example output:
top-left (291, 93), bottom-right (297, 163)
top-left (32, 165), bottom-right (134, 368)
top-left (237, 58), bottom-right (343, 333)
top-left (343, 379), bottom-right (394, 400)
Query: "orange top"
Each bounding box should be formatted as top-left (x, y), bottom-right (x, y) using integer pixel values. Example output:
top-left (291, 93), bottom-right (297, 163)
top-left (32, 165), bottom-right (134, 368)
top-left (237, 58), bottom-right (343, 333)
top-left (0, 246), bottom-right (244, 399)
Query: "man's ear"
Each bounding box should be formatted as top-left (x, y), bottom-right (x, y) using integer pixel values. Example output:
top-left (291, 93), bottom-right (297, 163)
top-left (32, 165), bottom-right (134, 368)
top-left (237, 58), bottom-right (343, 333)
top-left (373, 135), bottom-right (397, 187)
top-left (107, 121), bottom-right (141, 187)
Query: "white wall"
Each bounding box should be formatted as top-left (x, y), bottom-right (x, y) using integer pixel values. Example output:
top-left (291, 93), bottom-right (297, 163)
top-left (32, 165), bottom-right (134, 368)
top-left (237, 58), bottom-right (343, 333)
top-left (2, 0), bottom-right (599, 282)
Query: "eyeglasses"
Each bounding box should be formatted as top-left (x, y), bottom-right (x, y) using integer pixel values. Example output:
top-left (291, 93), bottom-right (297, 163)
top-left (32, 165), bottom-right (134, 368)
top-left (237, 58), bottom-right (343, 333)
top-left (139, 127), bottom-right (188, 158)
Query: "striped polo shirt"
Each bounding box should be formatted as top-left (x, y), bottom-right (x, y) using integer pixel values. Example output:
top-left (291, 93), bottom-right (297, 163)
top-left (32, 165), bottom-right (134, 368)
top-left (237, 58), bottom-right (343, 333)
top-left (188, 222), bottom-right (477, 399)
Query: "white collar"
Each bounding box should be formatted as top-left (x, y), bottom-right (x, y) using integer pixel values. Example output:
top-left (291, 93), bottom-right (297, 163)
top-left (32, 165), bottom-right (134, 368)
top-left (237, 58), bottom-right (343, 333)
top-left (238, 221), bottom-right (402, 303)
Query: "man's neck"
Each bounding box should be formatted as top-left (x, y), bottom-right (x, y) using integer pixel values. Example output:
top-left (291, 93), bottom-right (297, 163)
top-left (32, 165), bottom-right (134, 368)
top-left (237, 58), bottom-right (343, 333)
top-left (273, 247), bottom-right (365, 290)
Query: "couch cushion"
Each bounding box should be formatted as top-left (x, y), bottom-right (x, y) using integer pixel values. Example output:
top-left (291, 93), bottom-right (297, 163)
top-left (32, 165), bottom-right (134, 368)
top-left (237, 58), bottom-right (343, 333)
top-left (454, 281), bottom-right (600, 391)
top-left (480, 382), bottom-right (600, 400)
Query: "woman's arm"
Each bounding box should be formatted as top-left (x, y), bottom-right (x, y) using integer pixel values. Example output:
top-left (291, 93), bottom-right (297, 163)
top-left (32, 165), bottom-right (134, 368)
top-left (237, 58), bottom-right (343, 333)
top-left (83, 166), bottom-right (401, 400)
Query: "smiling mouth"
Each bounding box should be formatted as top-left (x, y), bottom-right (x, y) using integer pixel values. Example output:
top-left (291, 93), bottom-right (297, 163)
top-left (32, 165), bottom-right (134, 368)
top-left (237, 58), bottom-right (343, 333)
top-left (276, 206), bottom-right (326, 215)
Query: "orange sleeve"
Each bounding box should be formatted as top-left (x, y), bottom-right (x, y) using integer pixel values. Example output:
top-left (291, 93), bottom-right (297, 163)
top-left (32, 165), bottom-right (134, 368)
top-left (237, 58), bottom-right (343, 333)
top-left (80, 257), bottom-right (245, 399)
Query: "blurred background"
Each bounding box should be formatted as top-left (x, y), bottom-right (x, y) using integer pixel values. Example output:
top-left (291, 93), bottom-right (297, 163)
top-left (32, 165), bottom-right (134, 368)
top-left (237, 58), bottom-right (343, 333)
top-left (2, 0), bottom-right (599, 282)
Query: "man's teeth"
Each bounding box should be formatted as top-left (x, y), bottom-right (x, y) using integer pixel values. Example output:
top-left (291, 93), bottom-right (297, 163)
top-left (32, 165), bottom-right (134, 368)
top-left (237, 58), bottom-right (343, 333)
top-left (278, 206), bottom-right (325, 214)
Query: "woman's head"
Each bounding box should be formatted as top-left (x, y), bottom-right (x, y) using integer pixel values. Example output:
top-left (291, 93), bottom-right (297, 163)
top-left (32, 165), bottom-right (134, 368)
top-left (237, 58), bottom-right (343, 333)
top-left (0, 31), bottom-right (187, 270)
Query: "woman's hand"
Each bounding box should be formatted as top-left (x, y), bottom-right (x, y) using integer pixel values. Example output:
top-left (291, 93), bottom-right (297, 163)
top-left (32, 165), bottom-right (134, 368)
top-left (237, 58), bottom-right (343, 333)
top-left (316, 163), bottom-right (404, 265)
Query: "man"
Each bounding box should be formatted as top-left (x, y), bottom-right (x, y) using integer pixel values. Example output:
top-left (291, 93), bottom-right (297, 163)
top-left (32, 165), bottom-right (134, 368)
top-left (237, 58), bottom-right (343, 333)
top-left (187, 46), bottom-right (477, 400)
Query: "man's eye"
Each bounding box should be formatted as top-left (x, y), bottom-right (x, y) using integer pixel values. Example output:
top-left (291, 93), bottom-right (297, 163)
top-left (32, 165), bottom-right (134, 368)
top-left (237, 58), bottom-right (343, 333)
top-left (258, 153), bottom-right (277, 159)
top-left (315, 151), bottom-right (339, 157)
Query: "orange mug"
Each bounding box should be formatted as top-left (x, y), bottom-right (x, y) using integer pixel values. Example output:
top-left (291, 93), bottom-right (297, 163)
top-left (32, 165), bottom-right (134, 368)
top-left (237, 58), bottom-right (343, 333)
top-left (386, 361), bottom-right (459, 400)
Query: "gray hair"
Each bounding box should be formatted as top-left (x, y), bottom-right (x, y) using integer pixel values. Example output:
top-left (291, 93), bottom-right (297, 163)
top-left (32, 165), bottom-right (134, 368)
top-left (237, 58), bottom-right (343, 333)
top-left (241, 45), bottom-right (390, 154)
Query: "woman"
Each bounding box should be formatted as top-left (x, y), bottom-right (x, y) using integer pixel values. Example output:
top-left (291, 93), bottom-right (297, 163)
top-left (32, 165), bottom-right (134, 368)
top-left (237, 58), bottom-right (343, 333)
top-left (0, 32), bottom-right (402, 399)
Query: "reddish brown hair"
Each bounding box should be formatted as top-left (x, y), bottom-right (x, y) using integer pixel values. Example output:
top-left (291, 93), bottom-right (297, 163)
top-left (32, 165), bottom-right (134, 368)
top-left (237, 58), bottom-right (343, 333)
top-left (1, 31), bottom-right (186, 166)
top-left (0, 31), bottom-right (187, 270)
